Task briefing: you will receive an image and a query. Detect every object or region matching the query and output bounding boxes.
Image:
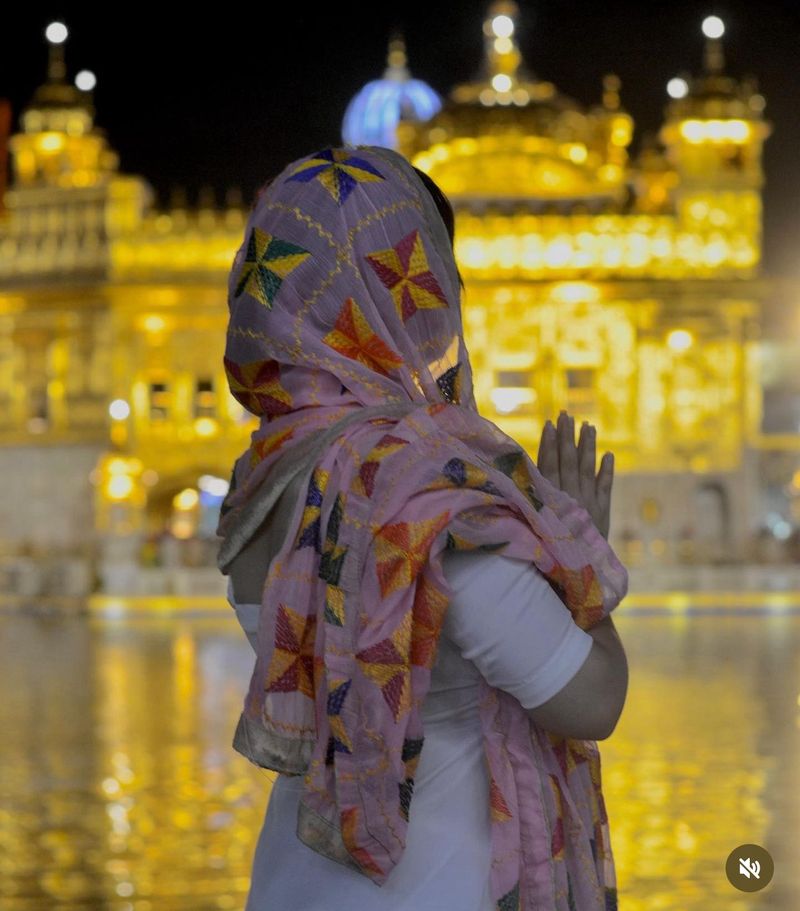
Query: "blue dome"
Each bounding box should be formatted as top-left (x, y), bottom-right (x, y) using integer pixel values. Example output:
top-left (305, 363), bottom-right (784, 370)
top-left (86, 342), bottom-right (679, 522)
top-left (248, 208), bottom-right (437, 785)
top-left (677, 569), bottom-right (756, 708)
top-left (342, 38), bottom-right (442, 150)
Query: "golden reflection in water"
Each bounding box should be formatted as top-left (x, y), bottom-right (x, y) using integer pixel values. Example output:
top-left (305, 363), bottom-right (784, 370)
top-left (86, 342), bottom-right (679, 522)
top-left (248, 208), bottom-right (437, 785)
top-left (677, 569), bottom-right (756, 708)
top-left (0, 608), bottom-right (798, 909)
top-left (604, 612), bottom-right (800, 911)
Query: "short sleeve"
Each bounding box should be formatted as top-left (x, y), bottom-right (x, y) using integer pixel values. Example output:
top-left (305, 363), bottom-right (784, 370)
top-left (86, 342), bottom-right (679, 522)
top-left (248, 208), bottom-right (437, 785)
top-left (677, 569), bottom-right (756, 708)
top-left (439, 550), bottom-right (594, 710)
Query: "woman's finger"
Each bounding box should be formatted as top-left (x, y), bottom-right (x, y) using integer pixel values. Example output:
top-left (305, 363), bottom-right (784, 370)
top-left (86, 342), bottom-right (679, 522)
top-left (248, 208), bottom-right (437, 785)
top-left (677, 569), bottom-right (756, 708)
top-left (557, 412), bottom-right (580, 498)
top-left (537, 421), bottom-right (559, 486)
top-left (596, 451), bottom-right (614, 505)
top-left (577, 423), bottom-right (597, 506)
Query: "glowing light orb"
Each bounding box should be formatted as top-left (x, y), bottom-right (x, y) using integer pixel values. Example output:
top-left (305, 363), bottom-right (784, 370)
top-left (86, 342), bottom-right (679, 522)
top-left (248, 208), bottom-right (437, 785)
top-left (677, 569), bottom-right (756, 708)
top-left (75, 70), bottom-right (96, 91)
top-left (667, 77), bottom-right (689, 99)
top-left (491, 15), bottom-right (514, 38)
top-left (702, 16), bottom-right (725, 39)
top-left (491, 74), bottom-right (512, 93)
top-left (45, 22), bottom-right (68, 43)
top-left (108, 399), bottom-right (130, 420)
top-left (667, 329), bottom-right (694, 352)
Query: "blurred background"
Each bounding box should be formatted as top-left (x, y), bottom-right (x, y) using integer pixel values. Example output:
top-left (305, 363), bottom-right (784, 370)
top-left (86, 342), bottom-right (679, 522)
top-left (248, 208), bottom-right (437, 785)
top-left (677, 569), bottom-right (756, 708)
top-left (1, 2), bottom-right (799, 908)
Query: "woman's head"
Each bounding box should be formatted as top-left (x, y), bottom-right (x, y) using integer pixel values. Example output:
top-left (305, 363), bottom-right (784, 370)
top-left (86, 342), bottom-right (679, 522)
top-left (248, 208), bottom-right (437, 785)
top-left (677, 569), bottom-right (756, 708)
top-left (253, 163), bottom-right (458, 251)
top-left (223, 145), bottom-right (475, 424)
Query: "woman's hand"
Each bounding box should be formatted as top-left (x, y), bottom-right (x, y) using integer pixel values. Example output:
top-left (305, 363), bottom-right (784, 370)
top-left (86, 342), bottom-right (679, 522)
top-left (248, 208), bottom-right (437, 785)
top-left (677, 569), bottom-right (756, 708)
top-left (536, 411), bottom-right (615, 539)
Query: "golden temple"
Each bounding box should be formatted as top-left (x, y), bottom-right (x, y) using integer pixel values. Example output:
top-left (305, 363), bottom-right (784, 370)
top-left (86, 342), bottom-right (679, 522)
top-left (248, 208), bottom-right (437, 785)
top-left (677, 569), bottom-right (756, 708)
top-left (0, 6), bottom-right (797, 595)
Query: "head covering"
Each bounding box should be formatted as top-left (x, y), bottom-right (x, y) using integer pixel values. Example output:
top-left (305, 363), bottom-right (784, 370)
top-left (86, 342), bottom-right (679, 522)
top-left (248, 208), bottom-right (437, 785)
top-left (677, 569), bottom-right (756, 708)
top-left (215, 145), bottom-right (627, 911)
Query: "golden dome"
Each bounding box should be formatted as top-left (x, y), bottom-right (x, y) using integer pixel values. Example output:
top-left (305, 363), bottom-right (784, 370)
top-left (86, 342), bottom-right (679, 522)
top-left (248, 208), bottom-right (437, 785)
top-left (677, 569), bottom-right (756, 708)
top-left (402, 3), bottom-right (633, 207)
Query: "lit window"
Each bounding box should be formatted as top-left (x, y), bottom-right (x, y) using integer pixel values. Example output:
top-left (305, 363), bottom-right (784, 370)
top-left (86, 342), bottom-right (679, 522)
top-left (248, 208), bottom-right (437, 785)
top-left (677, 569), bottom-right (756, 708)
top-left (149, 381), bottom-right (169, 420)
top-left (194, 377), bottom-right (216, 418)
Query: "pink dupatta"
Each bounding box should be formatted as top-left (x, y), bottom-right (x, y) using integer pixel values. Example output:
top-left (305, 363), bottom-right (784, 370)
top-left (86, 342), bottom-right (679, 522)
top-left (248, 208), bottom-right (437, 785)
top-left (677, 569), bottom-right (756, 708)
top-left (216, 145), bottom-right (627, 910)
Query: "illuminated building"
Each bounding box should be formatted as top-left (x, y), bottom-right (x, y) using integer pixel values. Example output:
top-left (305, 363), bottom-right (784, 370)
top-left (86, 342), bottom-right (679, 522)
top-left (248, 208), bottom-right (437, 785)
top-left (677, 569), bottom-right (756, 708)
top-left (390, 3), bottom-right (776, 566)
top-left (0, 9), bottom-right (795, 593)
top-left (0, 22), bottom-right (252, 588)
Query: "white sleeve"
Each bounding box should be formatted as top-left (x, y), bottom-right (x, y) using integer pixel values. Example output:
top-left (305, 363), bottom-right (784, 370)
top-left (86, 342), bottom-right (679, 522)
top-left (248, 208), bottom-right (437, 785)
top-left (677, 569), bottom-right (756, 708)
top-left (439, 550), bottom-right (594, 710)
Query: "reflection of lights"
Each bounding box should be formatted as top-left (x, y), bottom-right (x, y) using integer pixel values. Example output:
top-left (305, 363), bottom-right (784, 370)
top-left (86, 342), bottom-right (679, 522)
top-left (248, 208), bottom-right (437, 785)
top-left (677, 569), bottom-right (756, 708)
top-left (550, 282), bottom-right (599, 305)
top-left (193, 417), bottom-right (218, 437)
top-left (142, 314), bottom-right (166, 333)
top-left (567, 144), bottom-right (587, 164)
top-left (491, 14), bottom-right (514, 38)
top-left (141, 469), bottom-right (159, 487)
top-left (774, 520), bottom-right (792, 541)
top-left (680, 119), bottom-right (750, 143)
top-left (689, 200), bottom-right (709, 219)
top-left (171, 518), bottom-right (194, 539)
top-left (702, 15), bottom-right (725, 39)
top-left (491, 74), bottom-right (512, 93)
top-left (39, 134), bottom-right (64, 152)
top-left (107, 476), bottom-right (133, 500)
top-left (667, 77), bottom-right (689, 99)
top-left (198, 474), bottom-right (230, 497)
top-left (109, 399), bottom-right (130, 420)
top-left (667, 329), bottom-right (694, 352)
top-left (45, 22), bottom-right (68, 43)
top-left (75, 70), bottom-right (96, 91)
top-left (101, 777), bottom-right (120, 796)
top-left (494, 37), bottom-right (512, 54)
top-left (173, 488), bottom-right (199, 511)
top-left (491, 387), bottom-right (534, 414)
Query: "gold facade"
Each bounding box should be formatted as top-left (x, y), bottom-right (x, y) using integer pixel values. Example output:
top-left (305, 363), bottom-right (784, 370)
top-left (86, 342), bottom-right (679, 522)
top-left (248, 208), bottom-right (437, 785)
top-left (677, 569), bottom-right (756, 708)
top-left (399, 3), bottom-right (770, 470)
top-left (0, 6), bottom-right (787, 577)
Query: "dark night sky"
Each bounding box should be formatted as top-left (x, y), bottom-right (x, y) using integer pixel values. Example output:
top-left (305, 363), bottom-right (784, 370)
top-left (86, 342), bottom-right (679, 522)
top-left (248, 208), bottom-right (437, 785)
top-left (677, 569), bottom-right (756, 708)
top-left (5, 2), bottom-right (800, 277)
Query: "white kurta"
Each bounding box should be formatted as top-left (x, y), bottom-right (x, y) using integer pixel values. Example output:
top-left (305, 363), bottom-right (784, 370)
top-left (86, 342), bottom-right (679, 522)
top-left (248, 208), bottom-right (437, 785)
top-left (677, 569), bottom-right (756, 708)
top-left (228, 550), bottom-right (594, 911)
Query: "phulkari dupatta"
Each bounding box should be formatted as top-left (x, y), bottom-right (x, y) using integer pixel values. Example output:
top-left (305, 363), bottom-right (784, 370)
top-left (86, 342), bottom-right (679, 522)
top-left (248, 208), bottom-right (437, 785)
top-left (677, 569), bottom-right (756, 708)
top-left (215, 145), bottom-right (628, 910)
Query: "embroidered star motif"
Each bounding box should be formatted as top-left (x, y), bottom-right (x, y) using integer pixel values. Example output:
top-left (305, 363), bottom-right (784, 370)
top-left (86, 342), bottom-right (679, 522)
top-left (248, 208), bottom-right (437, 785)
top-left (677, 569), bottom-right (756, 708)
top-left (233, 226), bottom-right (310, 309)
top-left (223, 356), bottom-right (293, 417)
top-left (322, 298), bottom-right (404, 377)
top-left (264, 604), bottom-right (316, 699)
top-left (365, 229), bottom-right (449, 322)
top-left (286, 148), bottom-right (384, 205)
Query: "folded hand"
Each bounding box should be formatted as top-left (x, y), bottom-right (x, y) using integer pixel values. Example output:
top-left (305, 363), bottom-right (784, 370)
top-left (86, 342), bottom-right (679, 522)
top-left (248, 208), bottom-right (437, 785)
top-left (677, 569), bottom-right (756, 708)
top-left (536, 411), bottom-right (615, 540)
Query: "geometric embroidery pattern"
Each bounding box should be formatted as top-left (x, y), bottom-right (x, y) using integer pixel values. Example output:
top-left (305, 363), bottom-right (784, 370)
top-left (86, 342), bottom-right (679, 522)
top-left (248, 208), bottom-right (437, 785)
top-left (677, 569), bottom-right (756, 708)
top-left (341, 806), bottom-right (384, 877)
top-left (326, 677), bottom-right (353, 755)
top-left (320, 493), bottom-right (349, 627)
top-left (223, 356), bottom-right (293, 418)
top-left (399, 736), bottom-right (424, 821)
top-left (264, 603), bottom-right (317, 699)
top-left (494, 448), bottom-right (544, 511)
top-left (410, 572), bottom-right (449, 669)
top-left (233, 226), bottom-right (310, 309)
top-left (356, 612), bottom-right (412, 722)
top-left (549, 773), bottom-right (566, 860)
top-left (546, 563), bottom-right (603, 628)
top-left (489, 775), bottom-right (514, 823)
top-left (354, 433), bottom-right (409, 499)
top-left (440, 457), bottom-right (504, 496)
top-left (365, 229), bottom-right (449, 323)
top-left (443, 530), bottom-right (508, 554)
top-left (295, 467), bottom-right (330, 553)
top-left (497, 881), bottom-right (520, 911)
top-left (286, 148), bottom-right (384, 205)
top-left (435, 361), bottom-right (463, 404)
top-left (322, 298), bottom-right (405, 377)
top-left (250, 425), bottom-right (295, 468)
top-left (374, 511), bottom-right (452, 598)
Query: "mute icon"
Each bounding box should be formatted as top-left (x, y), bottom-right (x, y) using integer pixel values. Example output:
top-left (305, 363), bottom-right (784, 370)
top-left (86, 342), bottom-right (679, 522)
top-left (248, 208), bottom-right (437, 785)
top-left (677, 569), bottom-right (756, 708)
top-left (739, 857), bottom-right (760, 879)
top-left (726, 843), bottom-right (773, 892)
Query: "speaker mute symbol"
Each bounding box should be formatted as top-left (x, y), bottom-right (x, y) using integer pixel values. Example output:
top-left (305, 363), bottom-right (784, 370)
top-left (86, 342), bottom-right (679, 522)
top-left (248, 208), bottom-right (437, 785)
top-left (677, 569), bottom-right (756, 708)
top-left (739, 857), bottom-right (761, 879)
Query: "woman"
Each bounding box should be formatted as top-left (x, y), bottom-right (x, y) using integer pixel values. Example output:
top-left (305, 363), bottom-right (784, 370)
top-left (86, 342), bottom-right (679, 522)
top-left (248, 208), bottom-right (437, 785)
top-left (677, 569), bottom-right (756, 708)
top-left (216, 145), bottom-right (629, 911)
